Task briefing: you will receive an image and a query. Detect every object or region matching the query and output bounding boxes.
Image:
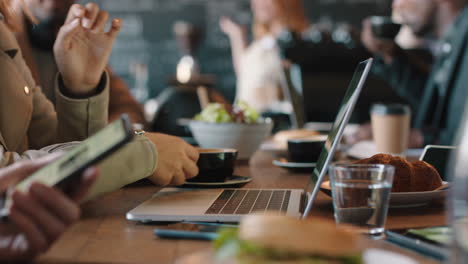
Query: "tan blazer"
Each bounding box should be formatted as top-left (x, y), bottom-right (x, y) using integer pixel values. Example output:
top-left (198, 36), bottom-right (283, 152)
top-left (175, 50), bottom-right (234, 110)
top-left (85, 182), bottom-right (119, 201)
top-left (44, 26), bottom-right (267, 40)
top-left (14, 26), bottom-right (147, 126)
top-left (0, 16), bottom-right (157, 200)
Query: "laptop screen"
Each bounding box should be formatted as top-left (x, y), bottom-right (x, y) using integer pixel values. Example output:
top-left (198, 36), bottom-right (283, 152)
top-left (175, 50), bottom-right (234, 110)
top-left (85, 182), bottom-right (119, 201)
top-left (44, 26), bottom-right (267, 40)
top-left (302, 59), bottom-right (373, 218)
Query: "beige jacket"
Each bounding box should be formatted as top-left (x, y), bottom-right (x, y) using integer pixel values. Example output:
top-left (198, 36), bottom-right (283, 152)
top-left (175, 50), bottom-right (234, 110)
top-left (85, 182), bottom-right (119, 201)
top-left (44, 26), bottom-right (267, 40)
top-left (0, 15), bottom-right (157, 200)
top-left (14, 27), bottom-right (147, 126)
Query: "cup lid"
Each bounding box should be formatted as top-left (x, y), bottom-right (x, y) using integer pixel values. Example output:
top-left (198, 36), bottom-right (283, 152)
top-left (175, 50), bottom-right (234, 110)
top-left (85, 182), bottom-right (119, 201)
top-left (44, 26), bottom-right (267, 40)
top-left (371, 103), bottom-right (411, 115)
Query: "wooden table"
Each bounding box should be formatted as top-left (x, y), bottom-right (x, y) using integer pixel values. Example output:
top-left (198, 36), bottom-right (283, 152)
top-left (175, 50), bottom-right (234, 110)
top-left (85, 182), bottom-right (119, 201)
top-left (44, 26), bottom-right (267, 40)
top-left (37, 151), bottom-right (446, 264)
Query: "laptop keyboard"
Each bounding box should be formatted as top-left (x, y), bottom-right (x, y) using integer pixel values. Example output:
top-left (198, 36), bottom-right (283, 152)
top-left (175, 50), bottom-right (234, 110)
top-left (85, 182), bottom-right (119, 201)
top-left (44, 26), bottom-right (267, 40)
top-left (205, 190), bottom-right (291, 215)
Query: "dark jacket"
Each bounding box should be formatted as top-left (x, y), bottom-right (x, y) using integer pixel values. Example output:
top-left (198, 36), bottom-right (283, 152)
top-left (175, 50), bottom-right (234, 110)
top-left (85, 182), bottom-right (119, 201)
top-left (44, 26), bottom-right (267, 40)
top-left (373, 7), bottom-right (468, 145)
top-left (416, 7), bottom-right (468, 145)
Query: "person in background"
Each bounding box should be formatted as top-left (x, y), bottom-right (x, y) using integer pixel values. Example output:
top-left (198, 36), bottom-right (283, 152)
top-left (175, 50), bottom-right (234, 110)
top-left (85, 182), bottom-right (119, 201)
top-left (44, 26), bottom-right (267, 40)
top-left (14, 0), bottom-right (146, 126)
top-left (0, 1), bottom-right (199, 200)
top-left (351, 0), bottom-right (468, 147)
top-left (361, 4), bottom-right (434, 113)
top-left (0, 156), bottom-right (97, 261)
top-left (219, 0), bottom-right (309, 112)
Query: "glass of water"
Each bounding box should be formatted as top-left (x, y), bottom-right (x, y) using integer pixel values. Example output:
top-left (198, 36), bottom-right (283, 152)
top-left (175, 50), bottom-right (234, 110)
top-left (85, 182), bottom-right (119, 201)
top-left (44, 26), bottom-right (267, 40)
top-left (329, 163), bottom-right (395, 238)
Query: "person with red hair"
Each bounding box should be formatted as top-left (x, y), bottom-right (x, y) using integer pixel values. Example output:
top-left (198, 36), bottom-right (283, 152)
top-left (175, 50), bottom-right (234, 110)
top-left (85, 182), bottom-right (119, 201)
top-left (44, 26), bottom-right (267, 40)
top-left (220, 0), bottom-right (309, 112)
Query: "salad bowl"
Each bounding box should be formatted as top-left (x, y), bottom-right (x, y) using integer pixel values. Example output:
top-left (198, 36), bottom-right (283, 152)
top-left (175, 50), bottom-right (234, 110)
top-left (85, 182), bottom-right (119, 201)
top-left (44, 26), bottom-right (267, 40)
top-left (189, 119), bottom-right (273, 160)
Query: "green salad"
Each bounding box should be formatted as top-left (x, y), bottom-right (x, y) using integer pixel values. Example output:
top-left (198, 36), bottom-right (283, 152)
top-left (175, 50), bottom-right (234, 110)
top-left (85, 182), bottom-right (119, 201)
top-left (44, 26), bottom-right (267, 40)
top-left (194, 101), bottom-right (260, 124)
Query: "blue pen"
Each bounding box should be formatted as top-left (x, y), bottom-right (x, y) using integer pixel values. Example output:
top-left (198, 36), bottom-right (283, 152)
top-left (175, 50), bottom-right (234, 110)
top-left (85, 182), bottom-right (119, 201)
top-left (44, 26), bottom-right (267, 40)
top-left (154, 229), bottom-right (219, 241)
top-left (385, 231), bottom-right (449, 261)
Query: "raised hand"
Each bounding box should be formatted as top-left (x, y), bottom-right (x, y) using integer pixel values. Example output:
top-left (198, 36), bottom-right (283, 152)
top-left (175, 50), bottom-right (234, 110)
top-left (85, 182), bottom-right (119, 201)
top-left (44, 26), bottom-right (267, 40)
top-left (219, 16), bottom-right (245, 38)
top-left (54, 3), bottom-right (122, 96)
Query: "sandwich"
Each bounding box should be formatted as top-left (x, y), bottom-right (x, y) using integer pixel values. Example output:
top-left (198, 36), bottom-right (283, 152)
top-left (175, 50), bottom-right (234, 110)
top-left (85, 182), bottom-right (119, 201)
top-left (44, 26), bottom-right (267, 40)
top-left (214, 213), bottom-right (364, 264)
top-left (273, 129), bottom-right (321, 147)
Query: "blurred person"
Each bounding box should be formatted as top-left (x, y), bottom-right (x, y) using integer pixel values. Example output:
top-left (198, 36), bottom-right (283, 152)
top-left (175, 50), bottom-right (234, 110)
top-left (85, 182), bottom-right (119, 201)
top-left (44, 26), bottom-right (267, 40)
top-left (0, 156), bottom-right (98, 261)
top-left (15, 0), bottom-right (146, 126)
top-left (353, 0), bottom-right (468, 147)
top-left (219, 0), bottom-right (309, 112)
top-left (361, 4), bottom-right (435, 112)
top-left (0, 1), bottom-right (199, 200)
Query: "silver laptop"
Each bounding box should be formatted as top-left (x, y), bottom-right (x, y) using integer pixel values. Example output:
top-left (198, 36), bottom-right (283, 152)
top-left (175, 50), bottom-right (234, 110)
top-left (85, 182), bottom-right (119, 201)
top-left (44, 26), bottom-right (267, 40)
top-left (126, 59), bottom-right (373, 223)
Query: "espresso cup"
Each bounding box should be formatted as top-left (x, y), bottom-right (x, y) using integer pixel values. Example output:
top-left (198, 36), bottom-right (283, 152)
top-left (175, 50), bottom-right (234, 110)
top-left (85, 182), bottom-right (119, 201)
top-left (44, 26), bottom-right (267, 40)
top-left (287, 135), bottom-right (327, 163)
top-left (369, 16), bottom-right (401, 40)
top-left (371, 104), bottom-right (411, 156)
top-left (187, 148), bottom-right (238, 183)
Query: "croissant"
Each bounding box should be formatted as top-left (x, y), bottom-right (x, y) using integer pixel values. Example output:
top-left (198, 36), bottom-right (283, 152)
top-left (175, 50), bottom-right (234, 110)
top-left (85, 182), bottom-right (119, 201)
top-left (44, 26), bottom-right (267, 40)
top-left (355, 154), bottom-right (443, 192)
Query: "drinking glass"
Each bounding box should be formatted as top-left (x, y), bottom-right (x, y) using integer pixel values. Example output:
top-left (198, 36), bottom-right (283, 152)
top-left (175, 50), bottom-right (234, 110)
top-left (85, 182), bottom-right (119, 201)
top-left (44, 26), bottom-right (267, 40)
top-left (329, 164), bottom-right (395, 238)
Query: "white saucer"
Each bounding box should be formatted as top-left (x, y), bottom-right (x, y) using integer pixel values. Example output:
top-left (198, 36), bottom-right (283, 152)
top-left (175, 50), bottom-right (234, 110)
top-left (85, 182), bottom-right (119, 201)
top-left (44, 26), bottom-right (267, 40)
top-left (272, 158), bottom-right (316, 173)
top-left (182, 175), bottom-right (252, 187)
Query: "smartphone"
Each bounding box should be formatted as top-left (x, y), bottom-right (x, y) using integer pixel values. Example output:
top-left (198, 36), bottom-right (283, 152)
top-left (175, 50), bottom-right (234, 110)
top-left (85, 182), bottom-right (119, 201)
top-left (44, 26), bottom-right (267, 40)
top-left (13, 114), bottom-right (134, 195)
top-left (419, 145), bottom-right (457, 181)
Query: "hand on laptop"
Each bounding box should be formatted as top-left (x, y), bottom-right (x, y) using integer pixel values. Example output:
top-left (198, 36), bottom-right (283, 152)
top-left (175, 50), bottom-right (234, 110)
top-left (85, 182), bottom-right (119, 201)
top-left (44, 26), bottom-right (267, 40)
top-left (0, 157), bottom-right (98, 261)
top-left (145, 133), bottom-right (199, 186)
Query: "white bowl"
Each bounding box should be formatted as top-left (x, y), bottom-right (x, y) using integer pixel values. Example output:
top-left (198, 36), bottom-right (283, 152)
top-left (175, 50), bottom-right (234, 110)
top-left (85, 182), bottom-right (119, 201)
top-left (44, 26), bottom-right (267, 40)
top-left (189, 120), bottom-right (274, 160)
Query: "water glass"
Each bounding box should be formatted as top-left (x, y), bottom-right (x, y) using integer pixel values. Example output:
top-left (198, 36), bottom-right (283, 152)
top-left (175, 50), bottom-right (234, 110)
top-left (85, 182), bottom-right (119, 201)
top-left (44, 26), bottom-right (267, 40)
top-left (329, 164), bottom-right (395, 238)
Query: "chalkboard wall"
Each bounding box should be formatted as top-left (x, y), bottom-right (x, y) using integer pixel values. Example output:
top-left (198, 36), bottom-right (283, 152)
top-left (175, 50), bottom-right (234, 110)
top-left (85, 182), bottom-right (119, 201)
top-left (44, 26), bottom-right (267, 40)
top-left (79, 0), bottom-right (392, 102)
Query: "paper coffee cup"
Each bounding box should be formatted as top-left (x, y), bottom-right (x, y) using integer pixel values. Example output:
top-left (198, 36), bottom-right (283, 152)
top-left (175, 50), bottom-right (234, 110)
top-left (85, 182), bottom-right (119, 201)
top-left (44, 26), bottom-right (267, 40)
top-left (371, 104), bottom-right (411, 156)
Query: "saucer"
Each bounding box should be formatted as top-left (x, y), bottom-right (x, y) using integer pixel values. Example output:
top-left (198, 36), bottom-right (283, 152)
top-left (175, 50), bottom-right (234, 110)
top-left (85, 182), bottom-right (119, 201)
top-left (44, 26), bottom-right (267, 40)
top-left (272, 158), bottom-right (316, 173)
top-left (182, 175), bottom-right (252, 188)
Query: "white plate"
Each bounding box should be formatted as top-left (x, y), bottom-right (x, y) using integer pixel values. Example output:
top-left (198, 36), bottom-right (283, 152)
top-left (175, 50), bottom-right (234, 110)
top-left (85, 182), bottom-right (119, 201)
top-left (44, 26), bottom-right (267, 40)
top-left (345, 141), bottom-right (424, 159)
top-left (363, 249), bottom-right (418, 264)
top-left (260, 140), bottom-right (287, 152)
top-left (176, 247), bottom-right (419, 264)
top-left (272, 159), bottom-right (316, 168)
top-left (182, 175), bottom-right (252, 187)
top-left (390, 189), bottom-right (447, 208)
top-left (272, 158), bottom-right (316, 173)
top-left (320, 181), bottom-right (448, 208)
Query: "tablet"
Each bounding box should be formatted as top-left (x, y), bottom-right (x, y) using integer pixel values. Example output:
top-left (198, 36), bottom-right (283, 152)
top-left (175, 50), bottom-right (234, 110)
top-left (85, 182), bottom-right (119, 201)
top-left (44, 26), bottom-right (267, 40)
top-left (14, 114), bottom-right (134, 194)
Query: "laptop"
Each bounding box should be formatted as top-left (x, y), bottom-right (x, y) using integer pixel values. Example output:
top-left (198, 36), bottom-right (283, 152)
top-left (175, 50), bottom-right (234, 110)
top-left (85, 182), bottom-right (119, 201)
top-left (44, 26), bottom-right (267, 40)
top-left (126, 58), bottom-right (373, 223)
top-left (280, 64), bottom-right (307, 129)
top-left (419, 145), bottom-right (457, 182)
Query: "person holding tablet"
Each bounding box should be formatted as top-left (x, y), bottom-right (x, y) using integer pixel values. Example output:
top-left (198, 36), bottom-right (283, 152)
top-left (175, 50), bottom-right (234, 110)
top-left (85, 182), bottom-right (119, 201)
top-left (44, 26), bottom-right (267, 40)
top-left (0, 1), bottom-right (199, 200)
top-left (0, 157), bottom-right (98, 261)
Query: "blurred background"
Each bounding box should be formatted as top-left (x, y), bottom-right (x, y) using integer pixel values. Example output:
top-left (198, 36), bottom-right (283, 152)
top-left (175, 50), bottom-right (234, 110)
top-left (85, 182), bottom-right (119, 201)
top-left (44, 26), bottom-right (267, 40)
top-left (77, 0), bottom-right (405, 135)
top-left (78, 0), bottom-right (390, 100)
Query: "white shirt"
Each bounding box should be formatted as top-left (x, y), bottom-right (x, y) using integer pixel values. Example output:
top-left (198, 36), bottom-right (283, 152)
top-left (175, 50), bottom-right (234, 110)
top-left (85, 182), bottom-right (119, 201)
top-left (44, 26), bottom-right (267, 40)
top-left (236, 35), bottom-right (284, 112)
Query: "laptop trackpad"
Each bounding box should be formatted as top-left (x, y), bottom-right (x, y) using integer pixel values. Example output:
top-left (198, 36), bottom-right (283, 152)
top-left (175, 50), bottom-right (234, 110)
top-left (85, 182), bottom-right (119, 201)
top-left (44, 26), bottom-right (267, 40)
top-left (141, 188), bottom-right (223, 215)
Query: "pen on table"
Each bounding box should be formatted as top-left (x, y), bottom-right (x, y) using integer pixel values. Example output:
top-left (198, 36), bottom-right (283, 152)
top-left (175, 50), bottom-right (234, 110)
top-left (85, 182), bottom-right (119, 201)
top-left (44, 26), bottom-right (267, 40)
top-left (385, 231), bottom-right (449, 261)
top-left (154, 229), bottom-right (219, 240)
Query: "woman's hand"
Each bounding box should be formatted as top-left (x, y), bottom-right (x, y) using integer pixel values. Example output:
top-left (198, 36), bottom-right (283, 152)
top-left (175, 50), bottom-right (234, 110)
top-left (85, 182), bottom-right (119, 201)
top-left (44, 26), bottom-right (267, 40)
top-left (219, 16), bottom-right (245, 39)
top-left (0, 158), bottom-right (98, 261)
top-left (54, 3), bottom-right (122, 97)
top-left (145, 133), bottom-right (199, 186)
top-left (219, 16), bottom-right (248, 76)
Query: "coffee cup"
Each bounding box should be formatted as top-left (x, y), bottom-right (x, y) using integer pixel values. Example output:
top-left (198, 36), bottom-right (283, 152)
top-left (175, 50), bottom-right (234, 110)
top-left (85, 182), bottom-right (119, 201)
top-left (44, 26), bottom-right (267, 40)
top-left (369, 16), bottom-right (401, 40)
top-left (370, 103), bottom-right (411, 156)
top-left (187, 148), bottom-right (238, 183)
top-left (287, 135), bottom-right (327, 163)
